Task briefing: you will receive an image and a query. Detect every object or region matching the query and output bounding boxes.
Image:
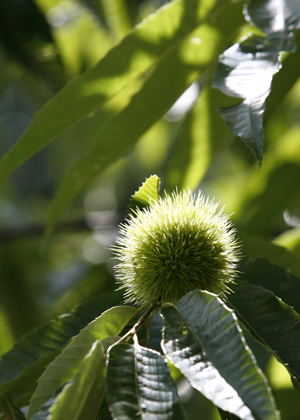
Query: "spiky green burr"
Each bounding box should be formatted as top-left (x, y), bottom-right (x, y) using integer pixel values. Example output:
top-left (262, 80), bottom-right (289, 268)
top-left (113, 190), bottom-right (240, 305)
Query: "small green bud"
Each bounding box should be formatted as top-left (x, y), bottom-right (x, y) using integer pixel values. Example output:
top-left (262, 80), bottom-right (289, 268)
top-left (113, 190), bottom-right (240, 305)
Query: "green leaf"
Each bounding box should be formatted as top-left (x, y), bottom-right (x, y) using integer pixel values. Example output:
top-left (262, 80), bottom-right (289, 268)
top-left (0, 0), bottom-right (238, 185)
top-left (96, 401), bottom-right (112, 420)
top-left (161, 290), bottom-right (279, 420)
top-left (128, 175), bottom-right (160, 214)
top-left (101, 0), bottom-right (132, 40)
top-left (213, 0), bottom-right (300, 163)
top-left (30, 393), bottom-right (58, 420)
top-left (227, 278), bottom-right (300, 387)
top-left (238, 163), bottom-right (300, 236)
top-left (239, 233), bottom-right (300, 279)
top-left (1, 394), bottom-right (26, 420)
top-left (238, 257), bottom-right (300, 314)
top-left (0, 292), bottom-right (123, 403)
top-left (213, 35), bottom-right (279, 164)
top-left (246, 0), bottom-right (300, 44)
top-left (45, 0), bottom-right (245, 234)
top-left (165, 84), bottom-right (232, 191)
top-left (291, 376), bottom-right (300, 398)
top-left (26, 306), bottom-right (139, 419)
top-left (148, 311), bottom-right (164, 354)
top-left (45, 0), bottom-right (245, 235)
top-left (106, 338), bottom-right (186, 420)
top-left (47, 340), bottom-right (109, 420)
top-left (264, 31), bottom-right (300, 122)
top-left (218, 408), bottom-right (241, 420)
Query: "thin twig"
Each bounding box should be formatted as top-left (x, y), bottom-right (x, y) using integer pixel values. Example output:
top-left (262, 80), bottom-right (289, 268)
top-left (111, 299), bottom-right (161, 347)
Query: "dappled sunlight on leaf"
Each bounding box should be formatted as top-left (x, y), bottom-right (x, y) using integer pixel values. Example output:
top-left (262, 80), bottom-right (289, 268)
top-left (213, 0), bottom-right (300, 163)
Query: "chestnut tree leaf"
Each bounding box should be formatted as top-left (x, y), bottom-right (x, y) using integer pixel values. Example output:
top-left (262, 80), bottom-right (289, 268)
top-left (26, 306), bottom-right (139, 419)
top-left (227, 268), bottom-right (300, 388)
top-left (106, 340), bottom-right (186, 420)
top-left (45, 0), bottom-right (245, 237)
top-left (237, 256), bottom-right (300, 313)
top-left (0, 292), bottom-right (123, 405)
top-left (213, 0), bottom-right (300, 163)
top-left (128, 175), bottom-right (161, 215)
top-left (47, 340), bottom-right (109, 420)
top-left (161, 290), bottom-right (279, 420)
top-left (0, 0), bottom-right (243, 186)
top-left (165, 85), bottom-right (232, 192)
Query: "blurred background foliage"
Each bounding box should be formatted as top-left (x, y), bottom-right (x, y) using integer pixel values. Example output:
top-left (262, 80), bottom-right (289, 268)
top-left (0, 0), bottom-right (300, 419)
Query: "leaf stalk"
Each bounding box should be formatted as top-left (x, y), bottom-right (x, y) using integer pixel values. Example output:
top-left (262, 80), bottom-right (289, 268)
top-left (111, 300), bottom-right (161, 347)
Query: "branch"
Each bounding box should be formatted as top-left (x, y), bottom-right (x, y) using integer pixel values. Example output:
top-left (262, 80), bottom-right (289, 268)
top-left (112, 299), bottom-right (161, 347)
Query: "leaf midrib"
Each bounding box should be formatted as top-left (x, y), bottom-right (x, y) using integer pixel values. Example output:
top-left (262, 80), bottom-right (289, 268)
top-left (162, 299), bottom-right (262, 419)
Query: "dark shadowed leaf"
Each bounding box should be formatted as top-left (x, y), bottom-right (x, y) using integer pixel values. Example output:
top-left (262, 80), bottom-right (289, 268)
top-left (148, 310), bottom-right (164, 354)
top-left (0, 394), bottom-right (25, 420)
top-left (106, 338), bottom-right (186, 420)
top-left (96, 401), bottom-right (112, 420)
top-left (227, 277), bottom-right (300, 387)
top-left (218, 407), bottom-right (243, 420)
top-left (238, 256), bottom-right (300, 314)
top-left (239, 234), bottom-right (300, 279)
top-left (161, 290), bottom-right (279, 420)
top-left (27, 306), bottom-right (139, 419)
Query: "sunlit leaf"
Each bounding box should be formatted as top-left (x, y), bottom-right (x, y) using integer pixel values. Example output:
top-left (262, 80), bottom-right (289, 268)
top-left (165, 85), bottom-right (232, 191)
top-left (246, 0), bottom-right (300, 44)
top-left (0, 307), bottom-right (14, 357)
top-left (213, 35), bottom-right (279, 163)
top-left (273, 226), bottom-right (300, 260)
top-left (128, 175), bottom-right (160, 214)
top-left (106, 339), bottom-right (186, 420)
top-left (213, 0), bottom-right (300, 163)
top-left (0, 0), bottom-right (241, 185)
top-left (34, 0), bottom-right (112, 75)
top-left (26, 306), bottom-right (139, 419)
top-left (101, 0), bottom-right (132, 40)
top-left (240, 162), bottom-right (300, 235)
top-left (264, 31), bottom-right (300, 121)
top-left (0, 292), bottom-right (122, 403)
top-left (161, 290), bottom-right (279, 420)
top-left (45, 0), bottom-right (245, 234)
top-left (47, 340), bottom-right (108, 420)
